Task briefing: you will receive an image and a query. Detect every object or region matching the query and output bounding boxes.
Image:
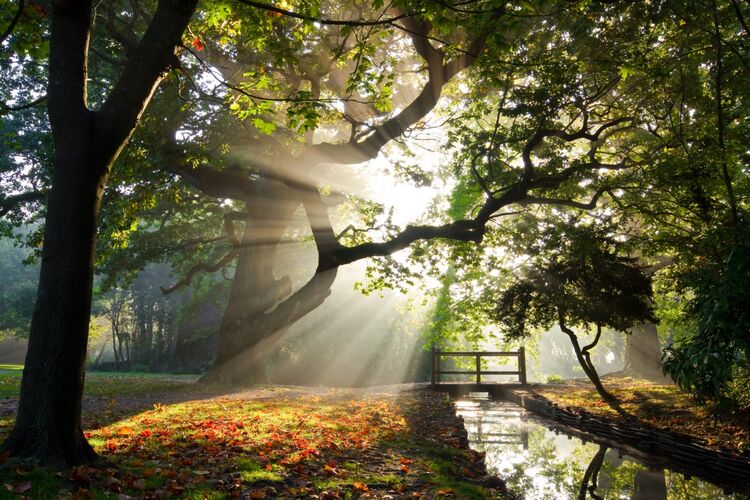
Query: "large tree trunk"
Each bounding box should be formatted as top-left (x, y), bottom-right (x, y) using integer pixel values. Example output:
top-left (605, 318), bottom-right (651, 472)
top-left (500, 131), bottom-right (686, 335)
top-left (3, 130), bottom-right (105, 466)
top-left (1, 0), bottom-right (197, 466)
top-left (624, 322), bottom-right (664, 378)
top-left (1, 0), bottom-right (101, 465)
top-left (632, 469), bottom-right (667, 500)
top-left (203, 178), bottom-right (301, 384)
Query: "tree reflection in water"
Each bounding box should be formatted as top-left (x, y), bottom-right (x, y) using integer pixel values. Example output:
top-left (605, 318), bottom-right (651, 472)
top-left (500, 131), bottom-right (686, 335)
top-left (454, 398), bottom-right (740, 499)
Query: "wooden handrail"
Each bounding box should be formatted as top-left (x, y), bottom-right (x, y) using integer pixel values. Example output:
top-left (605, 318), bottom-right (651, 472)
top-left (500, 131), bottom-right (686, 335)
top-left (431, 347), bottom-right (527, 385)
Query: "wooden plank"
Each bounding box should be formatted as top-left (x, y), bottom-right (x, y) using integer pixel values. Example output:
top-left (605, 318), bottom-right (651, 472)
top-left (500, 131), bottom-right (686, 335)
top-left (430, 345), bottom-right (436, 385)
top-left (435, 370), bottom-right (521, 375)
top-left (436, 351), bottom-right (521, 356)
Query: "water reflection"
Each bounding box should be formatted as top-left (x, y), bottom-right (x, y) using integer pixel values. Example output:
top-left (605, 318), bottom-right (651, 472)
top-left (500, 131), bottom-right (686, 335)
top-left (455, 397), bottom-right (744, 500)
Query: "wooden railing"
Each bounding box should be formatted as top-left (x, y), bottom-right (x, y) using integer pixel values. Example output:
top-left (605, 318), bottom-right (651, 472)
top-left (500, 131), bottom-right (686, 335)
top-left (430, 347), bottom-right (527, 385)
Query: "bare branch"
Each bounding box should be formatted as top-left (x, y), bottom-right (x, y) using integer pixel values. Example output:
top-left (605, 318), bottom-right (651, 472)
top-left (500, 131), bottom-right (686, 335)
top-left (161, 249), bottom-right (238, 295)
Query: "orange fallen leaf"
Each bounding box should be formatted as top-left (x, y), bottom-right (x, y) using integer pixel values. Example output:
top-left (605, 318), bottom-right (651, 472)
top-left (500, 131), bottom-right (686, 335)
top-left (353, 482), bottom-right (369, 492)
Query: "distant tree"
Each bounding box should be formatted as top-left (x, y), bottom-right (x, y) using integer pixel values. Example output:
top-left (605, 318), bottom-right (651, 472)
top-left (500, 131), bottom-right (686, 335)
top-left (0, 238), bottom-right (38, 337)
top-left (490, 224), bottom-right (656, 410)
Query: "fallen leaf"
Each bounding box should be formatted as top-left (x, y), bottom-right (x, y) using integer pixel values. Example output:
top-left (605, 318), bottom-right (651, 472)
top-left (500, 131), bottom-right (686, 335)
top-left (15, 481), bottom-right (32, 493)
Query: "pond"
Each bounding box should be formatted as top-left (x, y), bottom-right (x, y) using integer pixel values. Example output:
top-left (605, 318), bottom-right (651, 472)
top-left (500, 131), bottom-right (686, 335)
top-left (455, 396), bottom-right (748, 500)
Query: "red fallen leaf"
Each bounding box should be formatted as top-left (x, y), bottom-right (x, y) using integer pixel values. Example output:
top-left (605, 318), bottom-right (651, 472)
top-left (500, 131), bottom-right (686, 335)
top-left (192, 37), bottom-right (205, 51)
top-left (400, 464), bottom-right (410, 473)
top-left (14, 482), bottom-right (32, 494)
top-left (400, 457), bottom-right (413, 465)
top-left (117, 427), bottom-right (136, 436)
top-left (106, 441), bottom-right (118, 452)
top-left (139, 429), bottom-right (152, 438)
top-left (83, 432), bottom-right (92, 439)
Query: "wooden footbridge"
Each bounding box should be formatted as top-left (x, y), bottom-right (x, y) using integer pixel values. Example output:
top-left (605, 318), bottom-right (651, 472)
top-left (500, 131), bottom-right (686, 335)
top-left (430, 346), bottom-right (527, 397)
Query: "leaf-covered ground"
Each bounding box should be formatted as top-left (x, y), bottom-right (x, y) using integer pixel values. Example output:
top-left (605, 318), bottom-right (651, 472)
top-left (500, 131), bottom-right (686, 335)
top-left (0, 373), bottom-right (509, 499)
top-left (531, 376), bottom-right (750, 457)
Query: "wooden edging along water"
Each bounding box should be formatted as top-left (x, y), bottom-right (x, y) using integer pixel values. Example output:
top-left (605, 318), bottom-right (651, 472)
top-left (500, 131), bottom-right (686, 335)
top-left (495, 387), bottom-right (750, 496)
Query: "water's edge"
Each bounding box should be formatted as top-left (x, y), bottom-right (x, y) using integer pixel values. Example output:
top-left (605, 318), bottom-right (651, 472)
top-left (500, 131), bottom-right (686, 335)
top-left (495, 387), bottom-right (750, 496)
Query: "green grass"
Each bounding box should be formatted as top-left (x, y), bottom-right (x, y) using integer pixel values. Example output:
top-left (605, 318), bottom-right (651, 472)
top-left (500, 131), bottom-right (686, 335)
top-left (0, 364), bottom-right (23, 371)
top-left (0, 370), bottom-right (199, 399)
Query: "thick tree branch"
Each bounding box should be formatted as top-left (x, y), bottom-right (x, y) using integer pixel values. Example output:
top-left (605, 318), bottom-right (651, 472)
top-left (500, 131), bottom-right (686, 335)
top-left (47, 1), bottom-right (91, 138)
top-left (96, 0), bottom-right (198, 161)
top-left (0, 0), bottom-right (24, 45)
top-left (519, 189), bottom-right (609, 210)
top-left (0, 95), bottom-right (47, 115)
top-left (0, 191), bottom-right (46, 217)
top-left (162, 136), bottom-right (256, 200)
top-left (582, 324), bottom-right (603, 353)
top-left (161, 249), bottom-right (238, 295)
top-left (300, 8), bottom-right (503, 166)
top-left (234, 0), bottom-right (415, 26)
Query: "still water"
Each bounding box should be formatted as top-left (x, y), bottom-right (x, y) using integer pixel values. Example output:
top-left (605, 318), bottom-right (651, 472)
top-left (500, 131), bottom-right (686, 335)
top-left (455, 397), bottom-right (747, 500)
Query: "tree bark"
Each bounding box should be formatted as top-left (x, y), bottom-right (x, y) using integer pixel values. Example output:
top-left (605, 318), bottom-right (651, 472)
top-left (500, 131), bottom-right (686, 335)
top-left (1, 0), bottom-right (198, 466)
top-left (624, 322), bottom-right (664, 378)
top-left (558, 316), bottom-right (628, 416)
top-left (201, 178), bottom-right (303, 384)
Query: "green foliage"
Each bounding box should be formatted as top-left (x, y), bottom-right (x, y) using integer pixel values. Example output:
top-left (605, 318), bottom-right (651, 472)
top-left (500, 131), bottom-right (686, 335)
top-left (491, 222), bottom-right (655, 339)
top-left (663, 223), bottom-right (750, 406)
top-left (0, 237), bottom-right (38, 338)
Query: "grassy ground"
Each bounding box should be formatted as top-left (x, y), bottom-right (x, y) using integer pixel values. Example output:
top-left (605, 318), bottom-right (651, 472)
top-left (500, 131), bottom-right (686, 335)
top-left (532, 375), bottom-right (750, 457)
top-left (0, 372), bottom-right (508, 499)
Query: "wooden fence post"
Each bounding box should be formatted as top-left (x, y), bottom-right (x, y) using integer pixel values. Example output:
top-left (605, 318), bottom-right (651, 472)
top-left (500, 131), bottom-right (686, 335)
top-left (475, 354), bottom-right (481, 383)
top-left (519, 346), bottom-right (527, 385)
top-left (431, 345), bottom-right (437, 386)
